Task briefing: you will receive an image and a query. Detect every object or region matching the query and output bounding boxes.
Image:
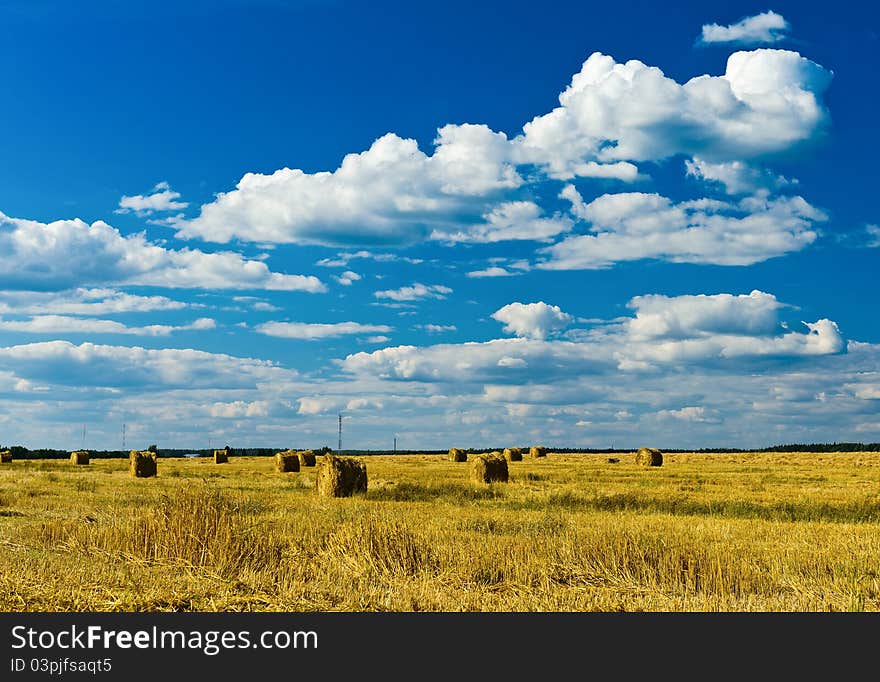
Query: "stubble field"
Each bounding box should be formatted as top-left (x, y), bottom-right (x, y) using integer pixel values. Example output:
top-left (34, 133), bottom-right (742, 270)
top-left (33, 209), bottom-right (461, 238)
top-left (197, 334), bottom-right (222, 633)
top-left (2, 451), bottom-right (880, 612)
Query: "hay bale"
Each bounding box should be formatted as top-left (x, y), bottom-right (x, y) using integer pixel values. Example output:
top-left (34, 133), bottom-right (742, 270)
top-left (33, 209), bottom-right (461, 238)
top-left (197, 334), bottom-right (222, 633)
top-left (0, 450), bottom-right (11, 463)
top-left (606, 457), bottom-right (620, 464)
top-left (275, 450), bottom-right (300, 473)
top-left (635, 447), bottom-right (663, 467)
top-left (213, 447), bottom-right (230, 464)
top-left (529, 445), bottom-right (547, 458)
top-left (471, 451), bottom-right (509, 484)
top-left (448, 447), bottom-right (467, 462)
top-left (70, 450), bottom-right (90, 465)
top-left (297, 450), bottom-right (317, 467)
top-left (315, 454), bottom-right (367, 497)
top-left (129, 450), bottom-right (157, 478)
top-left (502, 447), bottom-right (523, 462)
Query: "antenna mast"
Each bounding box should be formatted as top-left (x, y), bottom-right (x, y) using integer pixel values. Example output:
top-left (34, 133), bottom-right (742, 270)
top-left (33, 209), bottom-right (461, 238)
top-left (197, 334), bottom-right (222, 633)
top-left (338, 413), bottom-right (343, 451)
top-left (122, 423), bottom-right (126, 450)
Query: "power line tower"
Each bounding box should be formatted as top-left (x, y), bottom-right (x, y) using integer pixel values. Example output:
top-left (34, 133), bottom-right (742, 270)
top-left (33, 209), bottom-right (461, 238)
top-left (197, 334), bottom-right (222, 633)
top-left (393, 435), bottom-right (397, 453)
top-left (122, 423), bottom-right (126, 450)
top-left (337, 413), bottom-right (343, 451)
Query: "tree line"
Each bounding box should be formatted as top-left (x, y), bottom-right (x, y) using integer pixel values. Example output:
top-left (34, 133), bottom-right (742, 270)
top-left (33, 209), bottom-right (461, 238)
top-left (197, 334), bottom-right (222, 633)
top-left (1, 442), bottom-right (879, 459)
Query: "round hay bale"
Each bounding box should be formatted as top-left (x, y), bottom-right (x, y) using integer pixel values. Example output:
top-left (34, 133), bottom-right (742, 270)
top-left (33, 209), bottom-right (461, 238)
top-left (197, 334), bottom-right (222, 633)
top-left (297, 449), bottom-right (317, 467)
top-left (275, 450), bottom-right (300, 473)
top-left (606, 457), bottom-right (620, 464)
top-left (502, 447), bottom-right (523, 462)
top-left (529, 445), bottom-right (547, 458)
top-left (0, 450), bottom-right (12, 463)
top-left (213, 447), bottom-right (229, 464)
top-left (448, 447), bottom-right (467, 462)
top-left (129, 450), bottom-right (157, 478)
top-left (635, 447), bottom-right (663, 467)
top-left (471, 451), bottom-right (509, 484)
top-left (315, 454), bottom-right (367, 497)
top-left (70, 450), bottom-right (90, 465)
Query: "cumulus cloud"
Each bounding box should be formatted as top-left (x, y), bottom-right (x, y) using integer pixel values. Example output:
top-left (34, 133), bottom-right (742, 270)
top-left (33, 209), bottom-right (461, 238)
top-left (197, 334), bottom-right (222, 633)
top-left (344, 291), bottom-right (846, 382)
top-left (297, 395), bottom-right (343, 415)
top-left (626, 290), bottom-right (784, 340)
top-left (466, 266), bottom-right (517, 278)
top-left (0, 341), bottom-right (292, 389)
top-left (0, 315), bottom-right (216, 336)
top-left (417, 324), bottom-right (457, 333)
top-left (0, 211), bottom-right (325, 292)
top-left (116, 181), bottom-right (189, 215)
top-left (516, 49), bottom-right (831, 177)
top-left (333, 270), bottom-right (362, 286)
top-left (655, 406), bottom-right (716, 422)
top-left (491, 302), bottom-right (574, 339)
top-left (210, 400), bottom-right (274, 418)
top-left (543, 189), bottom-right (824, 269)
top-left (174, 48), bottom-right (830, 250)
top-left (699, 11), bottom-right (790, 46)
top-left (179, 126), bottom-right (521, 246)
top-left (431, 201), bottom-right (573, 243)
top-left (0, 288), bottom-right (190, 316)
top-left (865, 225), bottom-right (880, 248)
top-left (685, 157), bottom-right (795, 195)
top-left (315, 251), bottom-right (424, 268)
top-left (374, 283), bottom-right (452, 302)
top-left (255, 321), bottom-right (393, 340)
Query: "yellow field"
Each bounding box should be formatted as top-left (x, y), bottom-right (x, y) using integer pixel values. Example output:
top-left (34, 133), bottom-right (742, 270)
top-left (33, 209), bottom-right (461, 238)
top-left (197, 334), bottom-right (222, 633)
top-left (2, 451), bottom-right (880, 612)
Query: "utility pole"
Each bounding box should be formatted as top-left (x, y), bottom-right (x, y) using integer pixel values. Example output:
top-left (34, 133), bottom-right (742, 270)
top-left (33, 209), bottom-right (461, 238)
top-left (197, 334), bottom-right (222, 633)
top-left (393, 435), bottom-right (397, 453)
top-left (338, 413), bottom-right (343, 451)
top-left (81, 424), bottom-right (86, 449)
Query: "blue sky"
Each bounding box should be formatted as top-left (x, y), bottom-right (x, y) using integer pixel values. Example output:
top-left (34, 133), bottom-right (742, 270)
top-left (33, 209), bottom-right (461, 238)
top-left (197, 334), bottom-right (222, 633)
top-left (0, 0), bottom-right (877, 450)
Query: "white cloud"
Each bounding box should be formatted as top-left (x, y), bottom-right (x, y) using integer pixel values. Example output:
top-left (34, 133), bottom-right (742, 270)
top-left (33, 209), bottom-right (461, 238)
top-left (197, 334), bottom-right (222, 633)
top-left (431, 201), bottom-right (573, 243)
top-left (655, 406), bottom-right (717, 422)
top-left (865, 225), bottom-right (880, 248)
top-left (315, 251), bottom-right (424, 268)
top-left (171, 48), bottom-right (831, 257)
top-left (700, 11), bottom-right (790, 46)
top-left (846, 382), bottom-right (880, 400)
top-left (374, 283), bottom-right (452, 302)
top-left (116, 181), bottom-right (189, 215)
top-left (0, 315), bottom-right (216, 336)
top-left (491, 302), bottom-right (574, 340)
top-left (344, 291), bottom-right (846, 382)
top-left (0, 341), bottom-right (292, 389)
top-left (255, 321), bottom-right (393, 340)
top-left (0, 211), bottom-right (325, 293)
top-left (466, 266), bottom-right (517, 278)
top-left (297, 396), bottom-right (342, 415)
top-left (626, 290), bottom-right (784, 340)
top-left (544, 189), bottom-right (824, 269)
top-left (516, 49), bottom-right (831, 176)
top-left (179, 126), bottom-right (521, 246)
top-left (685, 157), bottom-right (795, 195)
top-left (417, 324), bottom-right (457, 333)
top-left (334, 270), bottom-right (362, 286)
top-left (210, 400), bottom-right (273, 418)
top-left (0, 288), bottom-right (189, 315)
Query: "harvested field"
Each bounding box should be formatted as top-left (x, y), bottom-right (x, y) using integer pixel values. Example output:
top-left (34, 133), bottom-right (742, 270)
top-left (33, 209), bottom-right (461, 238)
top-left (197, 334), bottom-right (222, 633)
top-left (2, 451), bottom-right (880, 612)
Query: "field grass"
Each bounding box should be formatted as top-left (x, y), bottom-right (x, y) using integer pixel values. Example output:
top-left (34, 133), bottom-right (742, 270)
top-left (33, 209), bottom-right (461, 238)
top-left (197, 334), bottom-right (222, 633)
top-left (2, 451), bottom-right (880, 611)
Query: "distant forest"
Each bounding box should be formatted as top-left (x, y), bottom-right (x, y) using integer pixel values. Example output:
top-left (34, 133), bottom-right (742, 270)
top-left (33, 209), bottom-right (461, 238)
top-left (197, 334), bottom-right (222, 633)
top-left (2, 442), bottom-right (879, 459)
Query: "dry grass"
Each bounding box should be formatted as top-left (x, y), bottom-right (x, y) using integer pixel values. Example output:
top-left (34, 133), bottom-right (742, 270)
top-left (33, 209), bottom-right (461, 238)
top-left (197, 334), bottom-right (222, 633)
top-left (2, 451), bottom-right (880, 611)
